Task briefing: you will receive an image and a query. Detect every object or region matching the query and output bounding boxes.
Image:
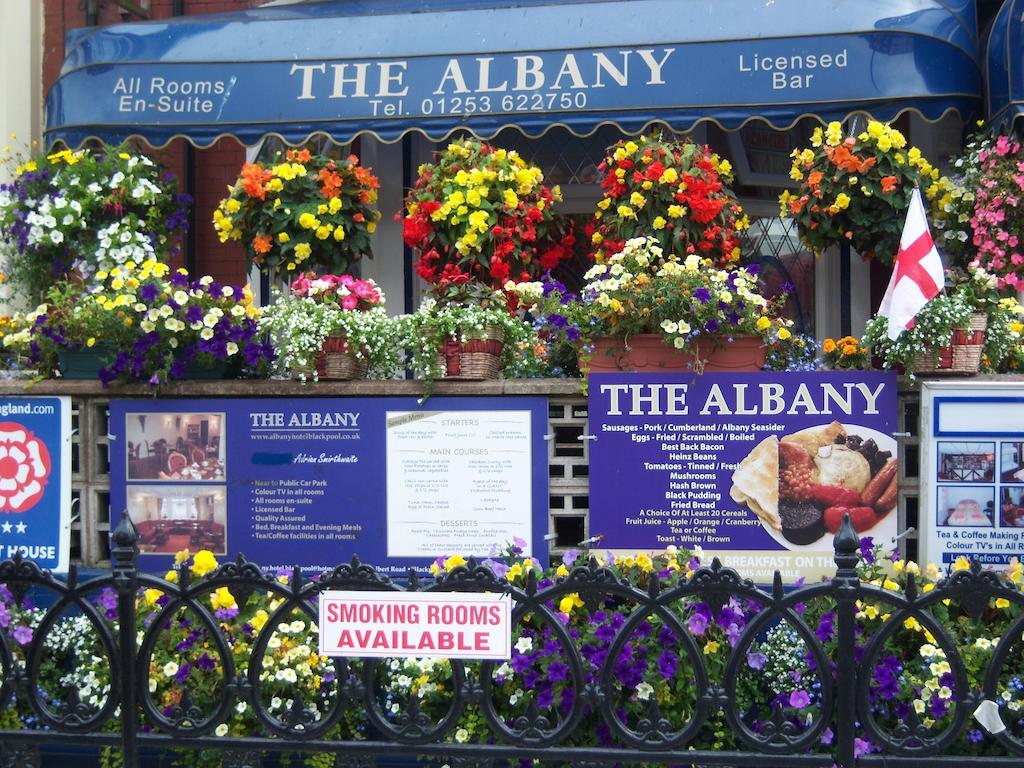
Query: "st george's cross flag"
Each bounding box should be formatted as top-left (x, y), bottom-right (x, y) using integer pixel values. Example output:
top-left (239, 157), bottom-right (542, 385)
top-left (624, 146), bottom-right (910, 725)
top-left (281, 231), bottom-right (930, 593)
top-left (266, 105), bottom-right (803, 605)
top-left (877, 187), bottom-right (945, 340)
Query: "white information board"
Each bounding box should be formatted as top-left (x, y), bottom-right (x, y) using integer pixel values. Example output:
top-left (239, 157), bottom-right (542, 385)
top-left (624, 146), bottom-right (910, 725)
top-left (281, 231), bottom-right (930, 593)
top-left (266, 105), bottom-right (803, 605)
top-left (385, 410), bottom-right (533, 558)
top-left (920, 381), bottom-right (1024, 569)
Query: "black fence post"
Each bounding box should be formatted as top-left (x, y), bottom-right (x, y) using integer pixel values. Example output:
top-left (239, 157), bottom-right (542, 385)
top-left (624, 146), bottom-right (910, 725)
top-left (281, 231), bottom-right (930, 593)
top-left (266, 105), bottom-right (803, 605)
top-left (111, 514), bottom-right (140, 768)
top-left (833, 514), bottom-right (861, 768)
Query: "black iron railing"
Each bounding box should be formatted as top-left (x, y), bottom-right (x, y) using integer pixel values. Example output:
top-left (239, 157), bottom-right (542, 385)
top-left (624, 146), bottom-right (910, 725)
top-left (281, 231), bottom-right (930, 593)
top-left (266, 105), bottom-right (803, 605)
top-left (0, 515), bottom-right (1021, 768)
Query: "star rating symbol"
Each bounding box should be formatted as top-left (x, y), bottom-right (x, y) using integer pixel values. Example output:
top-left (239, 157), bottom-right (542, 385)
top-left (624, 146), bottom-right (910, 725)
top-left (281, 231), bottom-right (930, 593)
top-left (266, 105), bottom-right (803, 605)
top-left (0, 522), bottom-right (10, 534)
top-left (15, 522), bottom-right (26, 534)
top-left (1, 522), bottom-right (26, 534)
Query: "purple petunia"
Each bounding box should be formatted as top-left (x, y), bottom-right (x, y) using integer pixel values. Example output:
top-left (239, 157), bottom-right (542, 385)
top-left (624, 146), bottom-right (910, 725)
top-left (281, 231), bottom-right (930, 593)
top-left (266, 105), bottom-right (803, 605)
top-left (859, 537), bottom-right (875, 564)
top-left (747, 652), bottom-right (767, 670)
top-left (687, 612), bottom-right (708, 636)
top-left (12, 625), bottom-right (32, 645)
top-left (694, 288), bottom-right (712, 303)
top-left (789, 690), bottom-right (810, 709)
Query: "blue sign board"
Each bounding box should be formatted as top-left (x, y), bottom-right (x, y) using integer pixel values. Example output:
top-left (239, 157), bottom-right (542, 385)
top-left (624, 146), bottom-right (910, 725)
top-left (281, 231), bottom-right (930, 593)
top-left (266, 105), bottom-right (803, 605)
top-left (46, 0), bottom-right (980, 147)
top-left (0, 397), bottom-right (71, 571)
top-left (588, 372), bottom-right (898, 583)
top-left (109, 397), bottom-right (548, 575)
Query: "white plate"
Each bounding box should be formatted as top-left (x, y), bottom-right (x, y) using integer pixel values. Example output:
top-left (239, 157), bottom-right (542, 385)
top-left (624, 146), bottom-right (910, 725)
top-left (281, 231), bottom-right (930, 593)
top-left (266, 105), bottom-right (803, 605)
top-left (757, 424), bottom-right (898, 551)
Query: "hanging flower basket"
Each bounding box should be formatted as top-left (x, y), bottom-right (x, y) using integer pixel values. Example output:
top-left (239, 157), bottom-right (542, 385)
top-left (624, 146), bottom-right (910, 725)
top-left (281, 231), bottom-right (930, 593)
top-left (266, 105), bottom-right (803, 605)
top-left (585, 334), bottom-right (766, 374)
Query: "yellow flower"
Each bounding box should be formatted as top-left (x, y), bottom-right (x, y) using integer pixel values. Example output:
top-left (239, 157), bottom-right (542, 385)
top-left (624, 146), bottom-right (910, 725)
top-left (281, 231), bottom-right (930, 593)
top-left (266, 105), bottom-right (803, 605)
top-left (278, 232), bottom-right (290, 244)
top-left (652, 216), bottom-right (666, 230)
top-left (298, 212), bottom-right (318, 229)
top-left (556, 563), bottom-right (569, 577)
top-left (777, 327), bottom-right (791, 340)
top-left (294, 243), bottom-right (312, 260)
top-left (629, 191), bottom-right (646, 208)
top-left (704, 641), bottom-right (720, 654)
top-left (211, 586), bottom-right (237, 610)
top-left (444, 554), bottom-right (467, 571)
top-left (995, 598), bottom-right (1010, 609)
top-left (825, 122), bottom-right (843, 146)
top-left (659, 168), bottom-right (678, 184)
top-left (667, 204), bottom-right (683, 219)
top-left (952, 555), bottom-right (970, 572)
top-left (834, 193), bottom-right (851, 210)
top-left (251, 609), bottom-right (269, 630)
top-left (85, 337), bottom-right (96, 348)
top-left (756, 317), bottom-right (771, 331)
top-left (164, 570), bottom-right (178, 583)
top-left (144, 589), bottom-right (163, 607)
top-left (507, 563), bottom-right (523, 580)
top-left (191, 550), bottom-right (218, 577)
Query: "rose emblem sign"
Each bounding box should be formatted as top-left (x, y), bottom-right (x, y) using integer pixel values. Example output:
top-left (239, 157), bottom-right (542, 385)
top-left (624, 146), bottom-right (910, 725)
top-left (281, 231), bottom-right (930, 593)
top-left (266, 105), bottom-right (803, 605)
top-left (0, 422), bottom-right (52, 513)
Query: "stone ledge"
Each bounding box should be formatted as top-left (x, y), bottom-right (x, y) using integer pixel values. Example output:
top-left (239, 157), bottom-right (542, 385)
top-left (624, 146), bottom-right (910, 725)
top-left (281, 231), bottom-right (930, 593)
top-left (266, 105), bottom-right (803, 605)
top-left (0, 377), bottom-right (587, 398)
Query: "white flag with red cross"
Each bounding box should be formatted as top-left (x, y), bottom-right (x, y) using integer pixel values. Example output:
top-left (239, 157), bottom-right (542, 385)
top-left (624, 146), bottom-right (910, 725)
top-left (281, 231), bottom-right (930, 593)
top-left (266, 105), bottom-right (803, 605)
top-left (877, 187), bottom-right (945, 340)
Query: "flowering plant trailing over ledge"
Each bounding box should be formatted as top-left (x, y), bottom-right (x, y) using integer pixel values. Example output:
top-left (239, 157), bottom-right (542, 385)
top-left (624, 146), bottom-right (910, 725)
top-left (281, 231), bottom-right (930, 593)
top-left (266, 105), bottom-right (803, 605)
top-left (820, 335), bottom-right (871, 370)
top-left (402, 137), bottom-right (574, 288)
top-left (259, 273), bottom-right (402, 381)
top-left (509, 236), bottom-right (793, 361)
top-left (781, 120), bottom-right (951, 264)
top-left (0, 141), bottom-right (189, 304)
top-left (26, 259), bottom-right (274, 385)
top-left (589, 134), bottom-right (747, 268)
top-left (214, 148), bottom-right (381, 278)
top-left (399, 278), bottom-right (542, 397)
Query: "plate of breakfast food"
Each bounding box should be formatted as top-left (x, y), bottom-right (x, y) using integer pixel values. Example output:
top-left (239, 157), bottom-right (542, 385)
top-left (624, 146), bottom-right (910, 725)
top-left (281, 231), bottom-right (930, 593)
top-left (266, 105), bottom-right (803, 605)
top-left (729, 420), bottom-right (898, 550)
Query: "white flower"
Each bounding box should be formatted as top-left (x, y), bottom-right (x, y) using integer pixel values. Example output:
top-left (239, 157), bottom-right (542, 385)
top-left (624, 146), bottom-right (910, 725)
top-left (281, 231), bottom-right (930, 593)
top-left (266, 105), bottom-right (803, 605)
top-left (514, 636), bottom-right (533, 653)
top-left (50, 230), bottom-right (64, 245)
top-left (455, 728), bottom-right (469, 743)
top-left (660, 320), bottom-right (678, 334)
top-left (162, 662), bottom-right (179, 678)
top-left (226, 342), bottom-right (239, 356)
top-left (215, 724), bottom-right (228, 737)
top-left (635, 681), bottom-right (654, 701)
top-left (290, 619), bottom-right (305, 633)
top-left (673, 336), bottom-right (686, 349)
top-left (173, 290), bottom-right (188, 305)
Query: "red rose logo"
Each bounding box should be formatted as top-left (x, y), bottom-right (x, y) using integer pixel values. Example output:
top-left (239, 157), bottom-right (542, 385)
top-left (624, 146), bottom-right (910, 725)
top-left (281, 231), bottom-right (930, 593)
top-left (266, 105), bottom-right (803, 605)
top-left (0, 422), bottom-right (52, 513)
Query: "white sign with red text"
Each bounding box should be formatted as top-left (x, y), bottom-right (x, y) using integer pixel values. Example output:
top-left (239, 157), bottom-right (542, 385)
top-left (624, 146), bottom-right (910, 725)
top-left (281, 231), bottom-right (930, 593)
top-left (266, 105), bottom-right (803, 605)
top-left (318, 591), bottom-right (512, 659)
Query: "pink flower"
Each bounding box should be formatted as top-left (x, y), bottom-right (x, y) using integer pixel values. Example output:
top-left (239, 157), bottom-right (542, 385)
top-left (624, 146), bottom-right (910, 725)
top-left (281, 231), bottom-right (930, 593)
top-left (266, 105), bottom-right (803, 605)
top-left (341, 294), bottom-right (358, 310)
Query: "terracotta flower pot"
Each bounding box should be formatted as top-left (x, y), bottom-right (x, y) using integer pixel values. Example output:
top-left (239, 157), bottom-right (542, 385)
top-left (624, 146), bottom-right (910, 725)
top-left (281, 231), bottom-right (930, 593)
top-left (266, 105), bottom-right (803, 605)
top-left (584, 334), bottom-right (766, 374)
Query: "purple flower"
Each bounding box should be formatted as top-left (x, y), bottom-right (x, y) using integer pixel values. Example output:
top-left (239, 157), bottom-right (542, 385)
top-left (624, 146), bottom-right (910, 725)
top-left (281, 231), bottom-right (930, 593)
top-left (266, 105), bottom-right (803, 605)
top-left (705, 318), bottom-right (720, 333)
top-left (195, 653), bottom-right (216, 671)
top-left (0, 604), bottom-right (9, 629)
top-left (859, 537), bottom-right (875, 564)
top-left (687, 612), bottom-right (708, 636)
top-left (820, 727), bottom-right (834, 745)
top-left (968, 728), bottom-right (984, 743)
top-left (694, 288), bottom-right (711, 303)
top-left (562, 549), bottom-right (579, 568)
top-left (547, 661), bottom-right (569, 682)
top-left (12, 625), bottom-right (32, 645)
top-left (139, 284), bottom-right (159, 303)
top-left (789, 690), bottom-right (810, 709)
top-left (854, 738), bottom-right (872, 758)
top-left (657, 650), bottom-right (677, 679)
top-left (747, 652), bottom-right (767, 670)
top-left (175, 662), bottom-right (192, 683)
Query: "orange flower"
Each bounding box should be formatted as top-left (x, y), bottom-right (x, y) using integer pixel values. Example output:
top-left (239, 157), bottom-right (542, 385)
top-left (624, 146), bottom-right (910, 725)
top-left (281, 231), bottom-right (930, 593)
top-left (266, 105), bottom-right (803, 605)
top-left (240, 163), bottom-right (271, 200)
top-left (880, 175), bottom-right (898, 194)
top-left (843, 344), bottom-right (859, 356)
top-left (286, 148), bottom-right (312, 163)
top-left (252, 234), bottom-right (272, 254)
top-left (807, 171), bottom-right (824, 188)
top-left (826, 145), bottom-right (877, 174)
top-left (318, 168), bottom-right (342, 199)
top-left (823, 338), bottom-right (837, 353)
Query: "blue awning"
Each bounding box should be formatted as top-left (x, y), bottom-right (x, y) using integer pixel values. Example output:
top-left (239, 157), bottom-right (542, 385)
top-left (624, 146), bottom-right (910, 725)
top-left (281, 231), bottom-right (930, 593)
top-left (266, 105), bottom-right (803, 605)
top-left (985, 0), bottom-right (1024, 128)
top-left (45, 0), bottom-right (982, 149)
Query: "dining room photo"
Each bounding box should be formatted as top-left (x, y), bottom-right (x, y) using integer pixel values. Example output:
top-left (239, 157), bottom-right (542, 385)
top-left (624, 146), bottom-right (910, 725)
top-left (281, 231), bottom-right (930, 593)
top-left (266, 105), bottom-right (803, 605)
top-left (124, 411), bottom-right (225, 482)
top-left (126, 485), bottom-right (227, 555)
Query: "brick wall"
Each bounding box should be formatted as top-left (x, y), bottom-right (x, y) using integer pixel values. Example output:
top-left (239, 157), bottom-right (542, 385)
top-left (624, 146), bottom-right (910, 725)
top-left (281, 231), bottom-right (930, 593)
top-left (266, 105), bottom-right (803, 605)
top-left (43, 0), bottom-right (257, 284)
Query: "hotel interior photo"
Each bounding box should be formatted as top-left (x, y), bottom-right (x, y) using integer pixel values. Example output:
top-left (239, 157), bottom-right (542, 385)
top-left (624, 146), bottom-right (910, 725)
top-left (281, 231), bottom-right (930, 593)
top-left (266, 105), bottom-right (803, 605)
top-left (127, 485), bottom-right (227, 555)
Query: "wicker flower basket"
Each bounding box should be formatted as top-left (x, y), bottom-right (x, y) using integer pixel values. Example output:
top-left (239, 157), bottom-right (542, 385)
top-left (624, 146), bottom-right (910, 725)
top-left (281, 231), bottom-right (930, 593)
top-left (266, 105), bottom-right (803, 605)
top-left (316, 335), bottom-right (369, 380)
top-left (437, 324), bottom-right (505, 380)
top-left (291, 336), bottom-right (368, 381)
top-left (947, 313), bottom-right (987, 374)
top-left (910, 346), bottom-right (953, 374)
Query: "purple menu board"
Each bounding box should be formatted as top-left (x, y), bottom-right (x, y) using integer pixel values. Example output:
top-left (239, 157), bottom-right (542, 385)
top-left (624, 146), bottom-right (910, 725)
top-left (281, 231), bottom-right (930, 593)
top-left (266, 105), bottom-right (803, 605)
top-left (589, 372), bottom-right (899, 582)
